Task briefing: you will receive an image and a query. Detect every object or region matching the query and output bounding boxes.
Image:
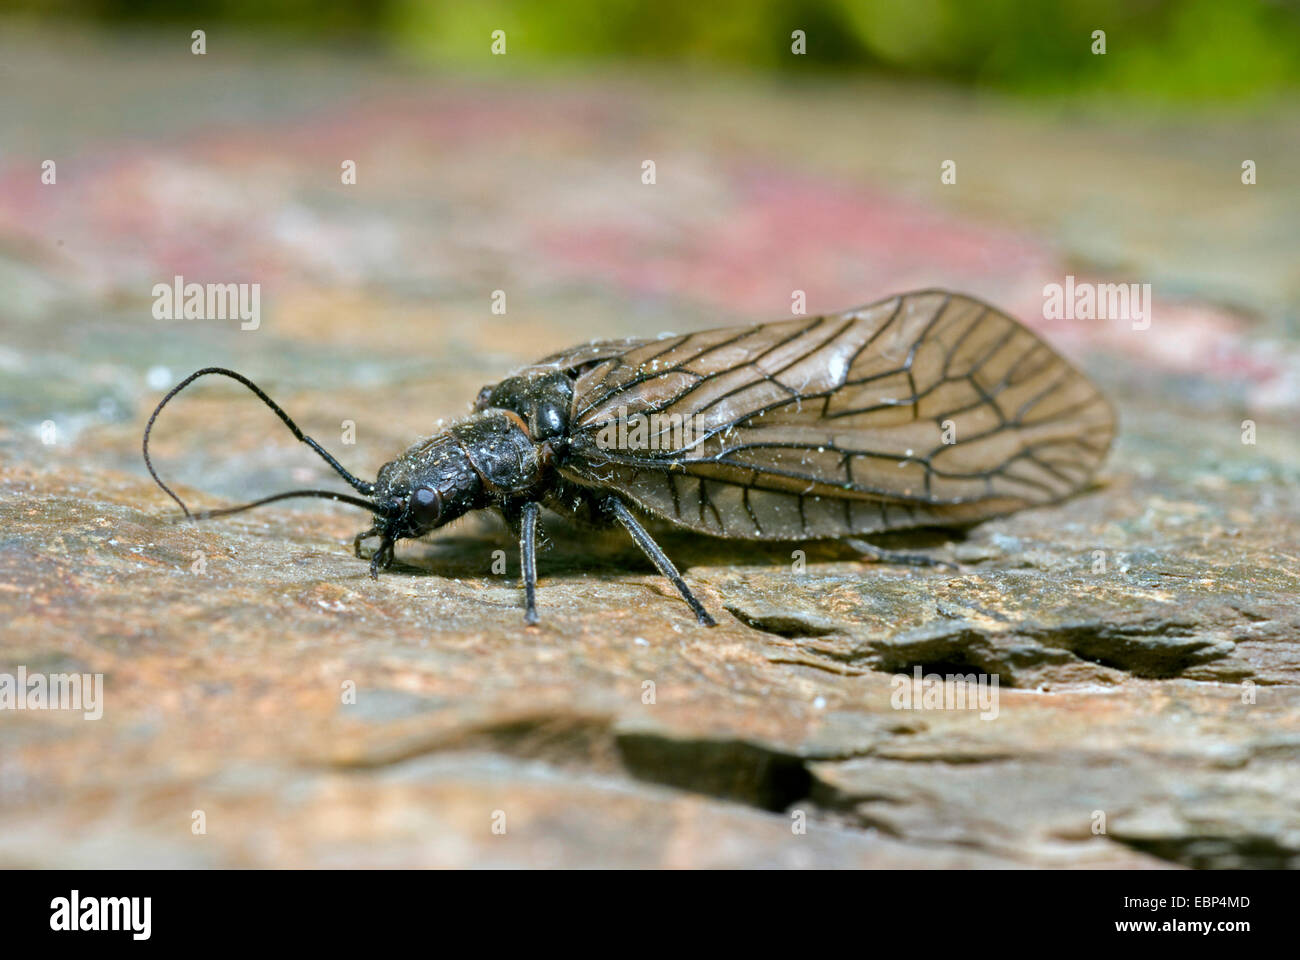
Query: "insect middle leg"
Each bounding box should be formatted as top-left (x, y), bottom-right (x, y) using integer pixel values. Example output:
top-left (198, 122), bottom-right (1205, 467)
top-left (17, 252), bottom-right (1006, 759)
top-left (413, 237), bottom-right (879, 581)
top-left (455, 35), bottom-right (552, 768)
top-left (519, 501), bottom-right (541, 625)
top-left (603, 497), bottom-right (716, 626)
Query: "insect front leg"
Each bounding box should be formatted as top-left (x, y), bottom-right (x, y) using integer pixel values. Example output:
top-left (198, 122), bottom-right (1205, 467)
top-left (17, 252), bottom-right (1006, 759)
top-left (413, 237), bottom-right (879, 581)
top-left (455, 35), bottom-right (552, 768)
top-left (368, 537), bottom-right (395, 579)
top-left (603, 497), bottom-right (716, 627)
top-left (353, 525), bottom-right (380, 559)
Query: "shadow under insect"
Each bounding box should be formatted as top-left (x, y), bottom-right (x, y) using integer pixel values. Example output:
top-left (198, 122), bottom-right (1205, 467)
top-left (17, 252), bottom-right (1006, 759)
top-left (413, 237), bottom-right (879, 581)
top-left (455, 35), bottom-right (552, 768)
top-left (396, 510), bottom-right (965, 579)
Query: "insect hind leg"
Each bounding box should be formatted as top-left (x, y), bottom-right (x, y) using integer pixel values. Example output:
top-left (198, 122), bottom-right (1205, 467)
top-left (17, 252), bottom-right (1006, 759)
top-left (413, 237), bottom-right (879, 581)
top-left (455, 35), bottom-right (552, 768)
top-left (604, 497), bottom-right (715, 626)
top-left (845, 537), bottom-right (957, 571)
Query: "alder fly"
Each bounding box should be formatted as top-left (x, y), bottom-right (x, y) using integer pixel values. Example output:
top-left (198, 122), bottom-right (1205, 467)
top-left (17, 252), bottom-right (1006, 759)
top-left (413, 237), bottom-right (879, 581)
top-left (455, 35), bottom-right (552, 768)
top-left (142, 290), bottom-right (1115, 626)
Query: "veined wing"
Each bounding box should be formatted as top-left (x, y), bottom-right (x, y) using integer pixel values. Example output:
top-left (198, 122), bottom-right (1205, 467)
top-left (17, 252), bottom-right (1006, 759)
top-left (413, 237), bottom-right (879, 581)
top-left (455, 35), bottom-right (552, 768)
top-left (536, 337), bottom-right (657, 374)
top-left (558, 290), bottom-right (1115, 540)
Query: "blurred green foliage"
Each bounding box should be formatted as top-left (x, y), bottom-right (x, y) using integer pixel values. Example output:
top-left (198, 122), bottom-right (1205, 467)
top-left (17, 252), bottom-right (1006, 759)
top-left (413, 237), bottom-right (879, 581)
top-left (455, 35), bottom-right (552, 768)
top-left (13, 0), bottom-right (1300, 100)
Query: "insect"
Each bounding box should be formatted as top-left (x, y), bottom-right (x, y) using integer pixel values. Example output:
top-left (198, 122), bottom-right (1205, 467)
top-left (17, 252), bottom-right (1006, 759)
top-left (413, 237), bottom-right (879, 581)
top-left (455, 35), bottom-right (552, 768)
top-left (143, 290), bottom-right (1115, 626)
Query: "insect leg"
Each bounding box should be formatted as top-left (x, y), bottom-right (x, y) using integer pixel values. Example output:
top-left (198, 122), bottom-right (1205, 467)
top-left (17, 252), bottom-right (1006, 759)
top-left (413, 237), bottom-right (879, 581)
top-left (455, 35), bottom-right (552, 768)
top-left (353, 525), bottom-right (379, 559)
top-left (845, 537), bottom-right (957, 571)
top-left (519, 501), bottom-right (541, 625)
top-left (603, 497), bottom-right (716, 626)
top-left (369, 536), bottom-right (395, 579)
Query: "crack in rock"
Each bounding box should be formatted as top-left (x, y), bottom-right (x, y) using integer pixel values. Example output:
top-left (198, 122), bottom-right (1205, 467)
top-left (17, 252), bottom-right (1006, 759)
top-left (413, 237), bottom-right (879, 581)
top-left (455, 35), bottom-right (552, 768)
top-left (736, 611), bottom-right (1258, 687)
top-left (725, 606), bottom-right (843, 639)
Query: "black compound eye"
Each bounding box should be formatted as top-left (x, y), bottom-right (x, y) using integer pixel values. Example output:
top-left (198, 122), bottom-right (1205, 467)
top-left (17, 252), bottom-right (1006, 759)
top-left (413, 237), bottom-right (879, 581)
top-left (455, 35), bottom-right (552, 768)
top-left (474, 385), bottom-right (495, 410)
top-left (408, 486), bottom-right (443, 526)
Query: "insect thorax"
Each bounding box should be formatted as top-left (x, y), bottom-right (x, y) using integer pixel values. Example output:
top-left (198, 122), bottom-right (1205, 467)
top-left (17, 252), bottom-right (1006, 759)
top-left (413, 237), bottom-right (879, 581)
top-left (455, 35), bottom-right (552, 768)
top-left (374, 408), bottom-right (553, 539)
top-left (475, 369), bottom-right (574, 443)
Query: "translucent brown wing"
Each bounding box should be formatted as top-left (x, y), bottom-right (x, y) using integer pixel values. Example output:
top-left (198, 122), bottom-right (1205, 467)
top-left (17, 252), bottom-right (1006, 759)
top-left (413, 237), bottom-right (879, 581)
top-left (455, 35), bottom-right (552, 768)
top-left (555, 290), bottom-right (1115, 540)
top-left (534, 336), bottom-right (657, 373)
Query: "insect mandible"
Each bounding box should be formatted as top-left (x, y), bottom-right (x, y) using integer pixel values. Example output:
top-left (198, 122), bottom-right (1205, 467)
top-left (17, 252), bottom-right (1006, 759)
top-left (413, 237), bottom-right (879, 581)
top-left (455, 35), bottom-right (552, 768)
top-left (142, 290), bottom-right (1115, 626)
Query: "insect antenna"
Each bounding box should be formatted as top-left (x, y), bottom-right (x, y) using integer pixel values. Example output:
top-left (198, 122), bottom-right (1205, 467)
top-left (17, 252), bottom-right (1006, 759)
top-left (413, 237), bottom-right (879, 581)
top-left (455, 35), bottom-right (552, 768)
top-left (142, 366), bottom-right (376, 519)
top-left (192, 489), bottom-right (381, 520)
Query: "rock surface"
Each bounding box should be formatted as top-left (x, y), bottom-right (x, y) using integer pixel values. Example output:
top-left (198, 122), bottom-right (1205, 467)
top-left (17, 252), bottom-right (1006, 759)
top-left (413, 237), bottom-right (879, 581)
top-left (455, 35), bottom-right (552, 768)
top-left (1, 30), bottom-right (1298, 868)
